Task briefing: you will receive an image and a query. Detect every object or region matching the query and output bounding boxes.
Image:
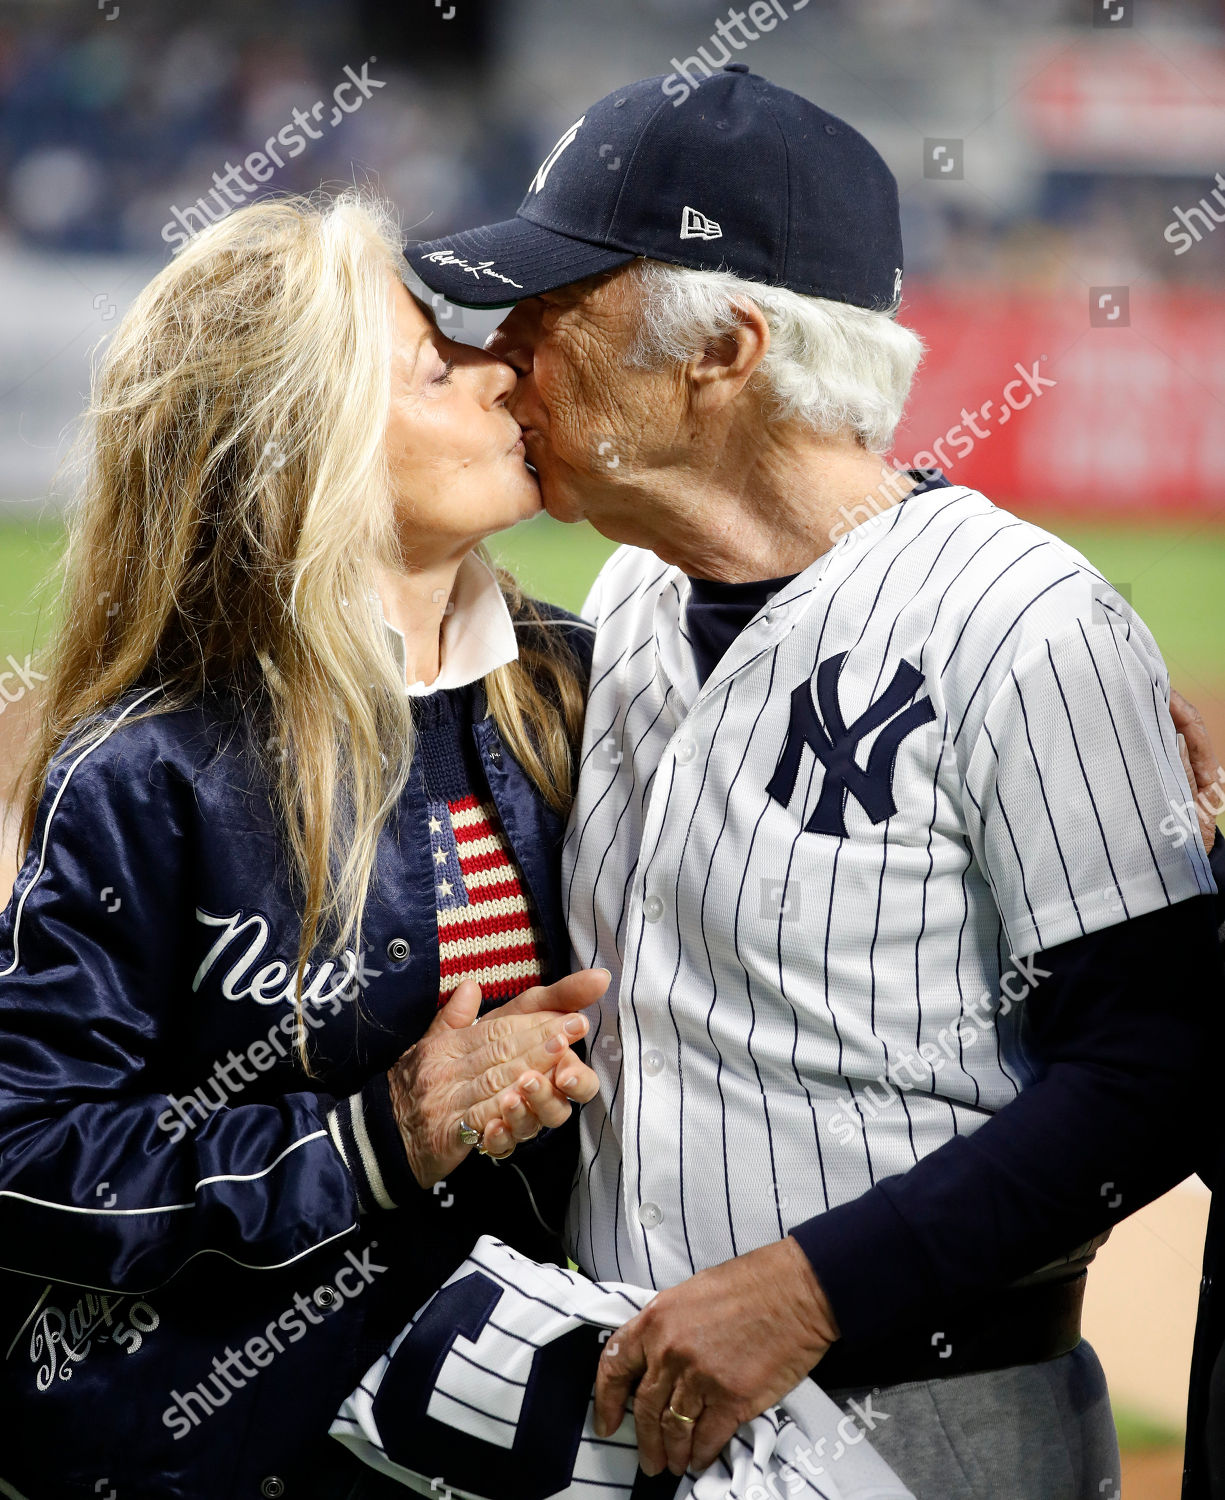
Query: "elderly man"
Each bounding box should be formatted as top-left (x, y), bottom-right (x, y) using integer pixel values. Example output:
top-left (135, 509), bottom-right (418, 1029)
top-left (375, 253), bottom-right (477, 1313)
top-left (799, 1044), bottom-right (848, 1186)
top-left (1167, 692), bottom-right (1225, 1500)
top-left (409, 66), bottom-right (1224, 1499)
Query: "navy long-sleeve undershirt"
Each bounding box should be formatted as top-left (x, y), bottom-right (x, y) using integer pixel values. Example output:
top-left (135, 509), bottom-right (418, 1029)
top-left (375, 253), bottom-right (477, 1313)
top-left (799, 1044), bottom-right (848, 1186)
top-left (790, 887), bottom-right (1223, 1340)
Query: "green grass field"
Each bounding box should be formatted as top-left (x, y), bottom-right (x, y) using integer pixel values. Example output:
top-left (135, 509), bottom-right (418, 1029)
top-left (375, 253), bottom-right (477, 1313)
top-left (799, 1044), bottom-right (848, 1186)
top-left (3, 511), bottom-right (1224, 702)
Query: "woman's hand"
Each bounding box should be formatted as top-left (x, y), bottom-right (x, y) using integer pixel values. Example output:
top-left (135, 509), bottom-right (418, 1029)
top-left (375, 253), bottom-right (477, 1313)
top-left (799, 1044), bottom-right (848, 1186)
top-left (387, 968), bottom-right (609, 1187)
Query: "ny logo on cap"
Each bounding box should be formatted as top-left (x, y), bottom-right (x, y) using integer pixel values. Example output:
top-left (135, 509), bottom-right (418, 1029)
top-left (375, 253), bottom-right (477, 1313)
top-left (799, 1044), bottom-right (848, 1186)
top-left (529, 116), bottom-right (585, 195)
top-left (680, 206), bottom-right (722, 241)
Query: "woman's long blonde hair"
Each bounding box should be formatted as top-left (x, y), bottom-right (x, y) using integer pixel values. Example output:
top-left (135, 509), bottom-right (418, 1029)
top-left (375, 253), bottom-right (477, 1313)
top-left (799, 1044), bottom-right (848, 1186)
top-left (17, 191), bottom-right (585, 1063)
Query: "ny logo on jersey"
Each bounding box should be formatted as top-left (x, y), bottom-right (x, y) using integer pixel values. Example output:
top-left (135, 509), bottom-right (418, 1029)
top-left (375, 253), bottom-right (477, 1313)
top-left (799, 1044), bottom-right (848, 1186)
top-left (766, 653), bottom-right (936, 836)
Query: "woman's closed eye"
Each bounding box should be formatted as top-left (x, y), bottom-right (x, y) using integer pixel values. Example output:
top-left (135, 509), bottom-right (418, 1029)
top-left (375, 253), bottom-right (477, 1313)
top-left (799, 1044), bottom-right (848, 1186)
top-left (432, 356), bottom-right (456, 386)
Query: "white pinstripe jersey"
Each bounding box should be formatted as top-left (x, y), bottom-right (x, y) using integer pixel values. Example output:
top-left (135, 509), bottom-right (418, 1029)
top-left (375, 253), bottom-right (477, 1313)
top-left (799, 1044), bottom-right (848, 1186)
top-left (332, 1235), bottom-right (915, 1500)
top-left (563, 482), bottom-right (1214, 1290)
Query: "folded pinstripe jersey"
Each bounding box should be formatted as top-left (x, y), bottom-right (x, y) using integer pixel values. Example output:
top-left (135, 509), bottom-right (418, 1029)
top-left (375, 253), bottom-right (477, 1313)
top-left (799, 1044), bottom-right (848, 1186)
top-left (331, 1235), bottom-right (914, 1500)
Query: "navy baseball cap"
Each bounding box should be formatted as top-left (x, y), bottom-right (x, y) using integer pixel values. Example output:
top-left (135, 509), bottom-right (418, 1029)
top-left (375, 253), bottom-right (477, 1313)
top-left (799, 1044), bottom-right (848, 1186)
top-left (405, 64), bottom-right (903, 312)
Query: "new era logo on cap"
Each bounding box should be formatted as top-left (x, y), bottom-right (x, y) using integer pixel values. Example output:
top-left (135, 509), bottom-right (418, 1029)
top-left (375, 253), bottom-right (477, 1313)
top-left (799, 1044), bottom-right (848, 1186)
top-left (406, 65), bottom-right (903, 311)
top-left (680, 206), bottom-right (722, 241)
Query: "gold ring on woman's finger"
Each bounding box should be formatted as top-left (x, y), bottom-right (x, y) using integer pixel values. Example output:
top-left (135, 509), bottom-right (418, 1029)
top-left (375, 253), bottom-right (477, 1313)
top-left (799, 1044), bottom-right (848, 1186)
top-left (457, 1118), bottom-right (480, 1146)
top-left (666, 1403), bottom-right (699, 1425)
top-left (478, 1140), bottom-right (516, 1163)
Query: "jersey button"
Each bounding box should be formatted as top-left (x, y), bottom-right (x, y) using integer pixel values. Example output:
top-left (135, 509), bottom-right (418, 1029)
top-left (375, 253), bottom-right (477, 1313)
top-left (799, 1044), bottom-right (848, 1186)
top-left (674, 739), bottom-right (697, 765)
top-left (260, 1480), bottom-right (286, 1499)
top-left (642, 894), bottom-right (664, 923)
top-left (637, 1201), bottom-right (663, 1229)
top-left (643, 1050), bottom-right (665, 1076)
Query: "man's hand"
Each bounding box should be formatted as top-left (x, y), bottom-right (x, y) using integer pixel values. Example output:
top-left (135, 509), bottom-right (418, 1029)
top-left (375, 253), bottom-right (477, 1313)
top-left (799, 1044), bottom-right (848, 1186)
top-left (476, 969), bottom-right (608, 1149)
top-left (1170, 687), bottom-right (1224, 851)
top-left (593, 1236), bottom-right (840, 1478)
top-left (387, 970), bottom-right (608, 1185)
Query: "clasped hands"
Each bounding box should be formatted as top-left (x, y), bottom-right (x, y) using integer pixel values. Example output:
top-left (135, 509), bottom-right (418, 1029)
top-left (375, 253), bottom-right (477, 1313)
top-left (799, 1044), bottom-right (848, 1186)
top-left (384, 966), bottom-right (842, 1482)
top-left (386, 967), bottom-right (609, 1187)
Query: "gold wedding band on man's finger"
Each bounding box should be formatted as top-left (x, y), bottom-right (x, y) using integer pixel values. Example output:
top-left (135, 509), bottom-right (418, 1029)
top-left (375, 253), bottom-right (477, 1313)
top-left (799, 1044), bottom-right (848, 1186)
top-left (662, 1399), bottom-right (703, 1478)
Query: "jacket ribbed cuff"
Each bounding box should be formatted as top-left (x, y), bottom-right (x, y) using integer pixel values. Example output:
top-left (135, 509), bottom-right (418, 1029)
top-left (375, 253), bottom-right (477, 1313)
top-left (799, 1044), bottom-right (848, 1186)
top-left (326, 1074), bottom-right (419, 1214)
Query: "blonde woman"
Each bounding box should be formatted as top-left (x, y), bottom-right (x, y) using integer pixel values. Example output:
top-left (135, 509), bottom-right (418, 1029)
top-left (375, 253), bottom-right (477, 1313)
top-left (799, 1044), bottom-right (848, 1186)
top-left (0, 193), bottom-right (608, 1500)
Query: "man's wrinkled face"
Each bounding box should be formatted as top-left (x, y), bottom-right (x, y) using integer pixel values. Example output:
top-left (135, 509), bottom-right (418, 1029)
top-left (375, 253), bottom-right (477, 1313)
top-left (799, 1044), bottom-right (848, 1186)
top-left (485, 268), bottom-right (684, 527)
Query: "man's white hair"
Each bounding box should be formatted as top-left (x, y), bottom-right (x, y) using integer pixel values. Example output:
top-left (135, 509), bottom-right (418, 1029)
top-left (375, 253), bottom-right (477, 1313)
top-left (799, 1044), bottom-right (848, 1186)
top-left (626, 260), bottom-right (924, 454)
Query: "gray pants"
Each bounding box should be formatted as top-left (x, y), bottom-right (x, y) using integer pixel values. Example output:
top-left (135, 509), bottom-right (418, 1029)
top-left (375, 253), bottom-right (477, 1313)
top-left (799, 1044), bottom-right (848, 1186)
top-left (823, 1341), bottom-right (1120, 1500)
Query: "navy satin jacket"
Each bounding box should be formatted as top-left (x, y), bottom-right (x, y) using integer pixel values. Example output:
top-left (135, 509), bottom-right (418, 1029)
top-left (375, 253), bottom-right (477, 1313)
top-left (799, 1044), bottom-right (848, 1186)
top-left (0, 604), bottom-right (591, 1500)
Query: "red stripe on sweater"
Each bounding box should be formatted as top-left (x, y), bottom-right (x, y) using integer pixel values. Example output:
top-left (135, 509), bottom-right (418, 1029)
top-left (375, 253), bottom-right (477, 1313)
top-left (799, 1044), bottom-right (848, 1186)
top-left (438, 941), bottom-right (541, 980)
top-left (453, 819), bottom-right (500, 846)
top-left (462, 878), bottom-right (528, 908)
top-left (458, 848), bottom-right (523, 878)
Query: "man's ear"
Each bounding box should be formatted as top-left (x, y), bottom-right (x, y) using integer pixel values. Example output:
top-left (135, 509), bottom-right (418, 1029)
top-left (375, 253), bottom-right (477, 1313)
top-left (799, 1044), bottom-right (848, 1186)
top-left (688, 301), bottom-right (771, 411)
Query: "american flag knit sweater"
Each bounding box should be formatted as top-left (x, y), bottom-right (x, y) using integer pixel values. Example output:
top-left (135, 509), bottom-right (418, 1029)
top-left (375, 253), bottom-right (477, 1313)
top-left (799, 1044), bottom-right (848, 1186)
top-left (413, 697), bottom-right (546, 1007)
top-left (327, 684), bottom-right (553, 1216)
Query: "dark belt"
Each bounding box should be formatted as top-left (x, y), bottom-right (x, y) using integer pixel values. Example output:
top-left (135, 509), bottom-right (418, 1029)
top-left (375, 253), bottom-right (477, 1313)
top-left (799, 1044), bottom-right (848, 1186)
top-left (812, 1270), bottom-right (1086, 1391)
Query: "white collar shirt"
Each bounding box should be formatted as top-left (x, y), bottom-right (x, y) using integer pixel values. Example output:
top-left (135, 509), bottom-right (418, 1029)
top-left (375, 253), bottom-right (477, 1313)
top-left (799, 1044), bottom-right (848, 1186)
top-left (370, 551), bottom-right (518, 696)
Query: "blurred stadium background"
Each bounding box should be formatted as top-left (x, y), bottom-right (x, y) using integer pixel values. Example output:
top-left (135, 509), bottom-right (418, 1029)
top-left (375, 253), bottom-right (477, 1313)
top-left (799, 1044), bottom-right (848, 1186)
top-left (1, 0), bottom-right (1223, 1490)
